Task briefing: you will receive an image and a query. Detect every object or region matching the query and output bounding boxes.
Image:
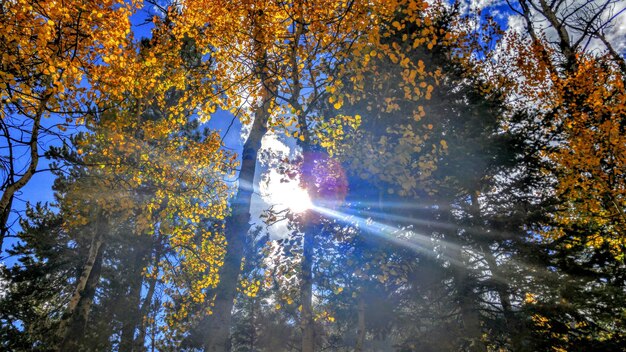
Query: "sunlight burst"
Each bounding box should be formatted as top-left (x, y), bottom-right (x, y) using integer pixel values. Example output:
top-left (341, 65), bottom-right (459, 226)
top-left (262, 169), bottom-right (313, 214)
top-left (272, 184), bottom-right (312, 213)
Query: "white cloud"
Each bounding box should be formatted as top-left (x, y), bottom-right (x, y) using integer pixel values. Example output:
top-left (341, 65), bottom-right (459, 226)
top-left (260, 133), bottom-right (291, 157)
top-left (506, 14), bottom-right (526, 35)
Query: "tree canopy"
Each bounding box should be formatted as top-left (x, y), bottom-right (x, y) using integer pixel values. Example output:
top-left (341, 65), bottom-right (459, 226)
top-left (1, 0), bottom-right (625, 351)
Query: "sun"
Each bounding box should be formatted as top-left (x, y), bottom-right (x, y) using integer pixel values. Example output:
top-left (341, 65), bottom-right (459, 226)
top-left (262, 169), bottom-right (313, 213)
top-left (272, 183), bottom-right (312, 213)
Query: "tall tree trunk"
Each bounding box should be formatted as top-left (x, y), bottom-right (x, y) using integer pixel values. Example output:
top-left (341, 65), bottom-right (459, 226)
top-left (251, 295), bottom-right (259, 351)
top-left (297, 115), bottom-right (316, 352)
top-left (287, 10), bottom-right (316, 350)
top-left (135, 268), bottom-right (158, 351)
top-left (201, 10), bottom-right (274, 351)
top-left (203, 88), bottom-right (272, 352)
top-left (57, 226), bottom-right (106, 351)
top-left (136, 236), bottom-right (163, 351)
top-left (120, 235), bottom-right (151, 351)
top-left (300, 224), bottom-right (315, 352)
top-left (354, 295), bottom-right (366, 352)
top-left (120, 275), bottom-right (143, 351)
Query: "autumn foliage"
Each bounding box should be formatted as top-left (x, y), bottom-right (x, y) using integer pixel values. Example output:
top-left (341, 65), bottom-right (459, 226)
top-left (1, 0), bottom-right (625, 351)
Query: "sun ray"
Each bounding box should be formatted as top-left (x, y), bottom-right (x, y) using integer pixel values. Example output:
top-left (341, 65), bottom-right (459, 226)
top-left (312, 205), bottom-right (463, 266)
top-left (310, 204), bottom-right (541, 286)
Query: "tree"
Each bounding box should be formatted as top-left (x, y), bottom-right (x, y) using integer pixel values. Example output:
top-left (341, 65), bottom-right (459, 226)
top-left (0, 0), bottom-right (134, 249)
top-left (501, 0), bottom-right (626, 348)
top-left (313, 1), bottom-right (551, 350)
top-left (0, 204), bottom-right (80, 351)
top-left (157, 1), bottom-right (382, 350)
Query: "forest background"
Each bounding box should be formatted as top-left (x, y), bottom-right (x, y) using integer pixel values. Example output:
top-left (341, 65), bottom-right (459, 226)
top-left (1, 0), bottom-right (626, 351)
